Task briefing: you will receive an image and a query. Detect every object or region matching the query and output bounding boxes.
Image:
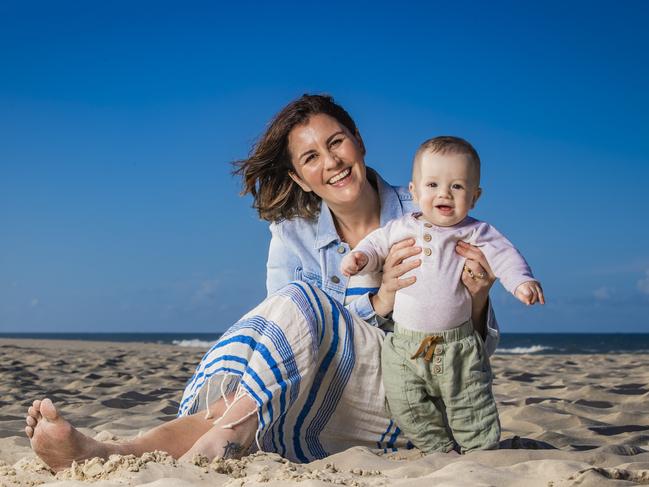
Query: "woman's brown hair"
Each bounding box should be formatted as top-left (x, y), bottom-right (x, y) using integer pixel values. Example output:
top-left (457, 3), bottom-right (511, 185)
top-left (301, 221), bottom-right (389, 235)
top-left (233, 94), bottom-right (362, 222)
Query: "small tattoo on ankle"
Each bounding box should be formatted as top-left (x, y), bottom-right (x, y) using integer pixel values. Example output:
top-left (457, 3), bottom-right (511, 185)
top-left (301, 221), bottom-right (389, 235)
top-left (222, 441), bottom-right (245, 459)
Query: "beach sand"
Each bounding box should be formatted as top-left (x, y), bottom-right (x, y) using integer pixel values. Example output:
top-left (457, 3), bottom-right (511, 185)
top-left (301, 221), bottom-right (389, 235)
top-left (1, 338), bottom-right (648, 486)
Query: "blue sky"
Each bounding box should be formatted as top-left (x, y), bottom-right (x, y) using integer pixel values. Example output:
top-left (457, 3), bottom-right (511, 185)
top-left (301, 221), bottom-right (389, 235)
top-left (1, 1), bottom-right (648, 333)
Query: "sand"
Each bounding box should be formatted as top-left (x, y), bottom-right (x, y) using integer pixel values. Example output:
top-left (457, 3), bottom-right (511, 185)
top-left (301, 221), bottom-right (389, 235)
top-left (1, 338), bottom-right (648, 486)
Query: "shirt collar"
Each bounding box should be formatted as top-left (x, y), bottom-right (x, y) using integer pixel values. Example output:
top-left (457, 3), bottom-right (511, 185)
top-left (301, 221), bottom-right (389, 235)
top-left (314, 168), bottom-right (404, 249)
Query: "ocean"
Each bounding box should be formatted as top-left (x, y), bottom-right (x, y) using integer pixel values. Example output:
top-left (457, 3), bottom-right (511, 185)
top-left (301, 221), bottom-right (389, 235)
top-left (1, 332), bottom-right (649, 354)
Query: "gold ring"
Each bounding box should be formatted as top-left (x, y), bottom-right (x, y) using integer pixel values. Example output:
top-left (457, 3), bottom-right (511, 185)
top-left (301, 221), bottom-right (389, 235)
top-left (464, 265), bottom-right (486, 280)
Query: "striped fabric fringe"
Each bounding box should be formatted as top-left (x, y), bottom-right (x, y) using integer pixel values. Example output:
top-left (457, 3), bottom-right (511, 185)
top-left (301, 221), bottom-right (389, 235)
top-left (178, 281), bottom-right (411, 462)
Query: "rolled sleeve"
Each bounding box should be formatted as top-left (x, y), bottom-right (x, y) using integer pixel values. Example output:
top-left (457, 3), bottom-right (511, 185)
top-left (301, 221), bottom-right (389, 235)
top-left (346, 292), bottom-right (378, 325)
top-left (346, 292), bottom-right (393, 329)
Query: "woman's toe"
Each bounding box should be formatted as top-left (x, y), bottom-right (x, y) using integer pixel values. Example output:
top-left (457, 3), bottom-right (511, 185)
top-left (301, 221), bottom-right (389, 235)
top-left (25, 426), bottom-right (33, 438)
top-left (26, 416), bottom-right (36, 427)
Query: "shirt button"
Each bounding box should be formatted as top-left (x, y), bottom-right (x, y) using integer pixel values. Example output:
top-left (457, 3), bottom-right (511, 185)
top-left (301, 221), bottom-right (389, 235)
top-left (331, 276), bottom-right (340, 284)
top-left (423, 248), bottom-right (432, 256)
top-left (423, 233), bottom-right (432, 242)
top-left (424, 222), bottom-right (433, 228)
top-left (337, 245), bottom-right (346, 254)
top-left (433, 365), bottom-right (442, 374)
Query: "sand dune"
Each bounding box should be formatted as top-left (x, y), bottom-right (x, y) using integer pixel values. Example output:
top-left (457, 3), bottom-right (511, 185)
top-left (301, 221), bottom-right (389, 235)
top-left (1, 338), bottom-right (648, 486)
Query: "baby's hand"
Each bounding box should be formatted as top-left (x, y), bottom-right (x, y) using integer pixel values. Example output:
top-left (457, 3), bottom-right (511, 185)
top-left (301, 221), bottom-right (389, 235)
top-left (341, 252), bottom-right (369, 276)
top-left (514, 281), bottom-right (546, 305)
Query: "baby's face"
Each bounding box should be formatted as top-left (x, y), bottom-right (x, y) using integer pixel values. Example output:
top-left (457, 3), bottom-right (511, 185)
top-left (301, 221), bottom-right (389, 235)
top-left (409, 151), bottom-right (481, 227)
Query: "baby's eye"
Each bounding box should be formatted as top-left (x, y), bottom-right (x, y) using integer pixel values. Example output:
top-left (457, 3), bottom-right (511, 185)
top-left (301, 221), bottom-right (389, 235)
top-left (427, 182), bottom-right (438, 188)
top-left (451, 183), bottom-right (464, 190)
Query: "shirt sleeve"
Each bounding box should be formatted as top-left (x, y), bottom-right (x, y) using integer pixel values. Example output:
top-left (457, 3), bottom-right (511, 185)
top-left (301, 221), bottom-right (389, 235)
top-left (345, 292), bottom-right (391, 328)
top-left (353, 221), bottom-right (395, 273)
top-left (345, 219), bottom-right (404, 327)
top-left (266, 222), bottom-right (301, 296)
top-left (472, 223), bottom-right (536, 294)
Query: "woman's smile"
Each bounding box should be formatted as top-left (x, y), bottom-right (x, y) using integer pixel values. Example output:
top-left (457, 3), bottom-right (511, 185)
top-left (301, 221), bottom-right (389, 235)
top-left (328, 167), bottom-right (352, 185)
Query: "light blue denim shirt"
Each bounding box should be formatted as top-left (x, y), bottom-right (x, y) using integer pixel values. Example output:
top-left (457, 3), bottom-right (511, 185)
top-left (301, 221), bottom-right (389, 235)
top-left (266, 168), bottom-right (500, 356)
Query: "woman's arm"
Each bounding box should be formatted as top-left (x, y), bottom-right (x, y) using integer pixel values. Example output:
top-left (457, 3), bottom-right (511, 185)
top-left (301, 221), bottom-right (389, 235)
top-left (456, 240), bottom-right (500, 355)
top-left (266, 223), bottom-right (301, 296)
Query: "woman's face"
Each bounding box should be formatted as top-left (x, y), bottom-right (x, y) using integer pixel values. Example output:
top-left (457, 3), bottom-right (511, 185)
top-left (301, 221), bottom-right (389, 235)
top-left (288, 113), bottom-right (367, 210)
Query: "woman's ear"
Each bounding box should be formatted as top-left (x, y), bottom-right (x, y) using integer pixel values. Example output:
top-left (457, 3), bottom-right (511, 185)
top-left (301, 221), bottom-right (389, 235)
top-left (288, 170), bottom-right (313, 193)
top-left (354, 129), bottom-right (366, 155)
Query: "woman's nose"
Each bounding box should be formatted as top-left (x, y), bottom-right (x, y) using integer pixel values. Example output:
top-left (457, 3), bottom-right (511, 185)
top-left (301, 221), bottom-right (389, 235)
top-left (324, 150), bottom-right (342, 168)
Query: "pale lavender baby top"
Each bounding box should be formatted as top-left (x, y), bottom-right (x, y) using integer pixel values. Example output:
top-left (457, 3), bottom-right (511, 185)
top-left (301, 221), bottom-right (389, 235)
top-left (354, 212), bottom-right (535, 332)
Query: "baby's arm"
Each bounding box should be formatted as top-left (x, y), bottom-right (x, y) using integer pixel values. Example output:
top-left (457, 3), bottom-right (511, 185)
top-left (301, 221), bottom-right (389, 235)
top-left (339, 222), bottom-right (395, 276)
top-left (472, 223), bottom-right (545, 306)
top-left (341, 251), bottom-right (369, 276)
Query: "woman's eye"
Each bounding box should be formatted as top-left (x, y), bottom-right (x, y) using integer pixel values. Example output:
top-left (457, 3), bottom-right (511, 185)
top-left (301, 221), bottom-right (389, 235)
top-left (330, 138), bottom-right (343, 147)
top-left (304, 153), bottom-right (317, 164)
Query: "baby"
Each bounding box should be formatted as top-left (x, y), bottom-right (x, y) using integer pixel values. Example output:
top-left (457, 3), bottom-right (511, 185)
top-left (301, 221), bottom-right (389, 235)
top-left (341, 136), bottom-right (544, 454)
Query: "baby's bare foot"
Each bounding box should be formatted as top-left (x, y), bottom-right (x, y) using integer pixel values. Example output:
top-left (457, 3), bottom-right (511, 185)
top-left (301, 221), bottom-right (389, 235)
top-left (25, 398), bottom-right (103, 472)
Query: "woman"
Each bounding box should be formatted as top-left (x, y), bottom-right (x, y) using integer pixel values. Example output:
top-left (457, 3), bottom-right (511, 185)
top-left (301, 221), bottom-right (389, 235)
top-left (25, 94), bottom-right (498, 470)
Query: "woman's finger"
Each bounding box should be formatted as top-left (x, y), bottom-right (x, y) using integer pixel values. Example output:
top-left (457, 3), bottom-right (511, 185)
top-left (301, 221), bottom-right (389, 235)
top-left (388, 258), bottom-right (421, 279)
top-left (462, 259), bottom-right (493, 283)
top-left (385, 238), bottom-right (417, 258)
top-left (385, 244), bottom-right (421, 268)
top-left (391, 237), bottom-right (416, 250)
top-left (462, 259), bottom-right (485, 276)
top-left (458, 243), bottom-right (496, 279)
top-left (395, 276), bottom-right (417, 289)
top-left (456, 241), bottom-right (486, 262)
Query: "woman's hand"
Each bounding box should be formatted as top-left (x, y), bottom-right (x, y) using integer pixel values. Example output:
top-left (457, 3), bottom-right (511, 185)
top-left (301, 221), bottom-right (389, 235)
top-left (370, 238), bottom-right (421, 317)
top-left (455, 241), bottom-right (496, 337)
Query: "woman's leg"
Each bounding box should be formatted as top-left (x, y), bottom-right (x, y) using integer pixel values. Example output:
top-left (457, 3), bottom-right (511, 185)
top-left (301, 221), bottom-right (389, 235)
top-left (25, 395), bottom-right (257, 472)
top-left (180, 393), bottom-right (258, 461)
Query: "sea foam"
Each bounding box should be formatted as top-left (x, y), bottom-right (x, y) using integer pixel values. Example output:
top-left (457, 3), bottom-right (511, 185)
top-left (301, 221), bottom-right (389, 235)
top-left (172, 339), bottom-right (215, 348)
top-left (496, 345), bottom-right (553, 354)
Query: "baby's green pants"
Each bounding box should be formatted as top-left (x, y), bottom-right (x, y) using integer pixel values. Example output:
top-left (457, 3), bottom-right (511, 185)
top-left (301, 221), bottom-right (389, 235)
top-left (382, 321), bottom-right (500, 453)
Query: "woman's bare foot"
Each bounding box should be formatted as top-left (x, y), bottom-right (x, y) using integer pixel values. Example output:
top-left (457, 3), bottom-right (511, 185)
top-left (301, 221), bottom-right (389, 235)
top-left (25, 398), bottom-right (105, 472)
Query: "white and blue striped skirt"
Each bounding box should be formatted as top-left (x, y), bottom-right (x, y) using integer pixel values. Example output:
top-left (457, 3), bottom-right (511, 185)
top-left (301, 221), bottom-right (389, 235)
top-left (177, 282), bottom-right (411, 463)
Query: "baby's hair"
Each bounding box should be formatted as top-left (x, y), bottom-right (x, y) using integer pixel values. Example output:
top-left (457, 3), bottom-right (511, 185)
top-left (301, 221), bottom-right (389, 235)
top-left (413, 136), bottom-right (481, 183)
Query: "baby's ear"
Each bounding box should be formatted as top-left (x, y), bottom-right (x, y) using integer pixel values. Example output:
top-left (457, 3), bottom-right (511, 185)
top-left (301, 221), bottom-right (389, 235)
top-left (471, 187), bottom-right (482, 208)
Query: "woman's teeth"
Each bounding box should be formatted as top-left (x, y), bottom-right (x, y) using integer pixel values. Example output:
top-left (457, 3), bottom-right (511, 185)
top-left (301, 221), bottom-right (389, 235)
top-left (328, 168), bottom-right (351, 184)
